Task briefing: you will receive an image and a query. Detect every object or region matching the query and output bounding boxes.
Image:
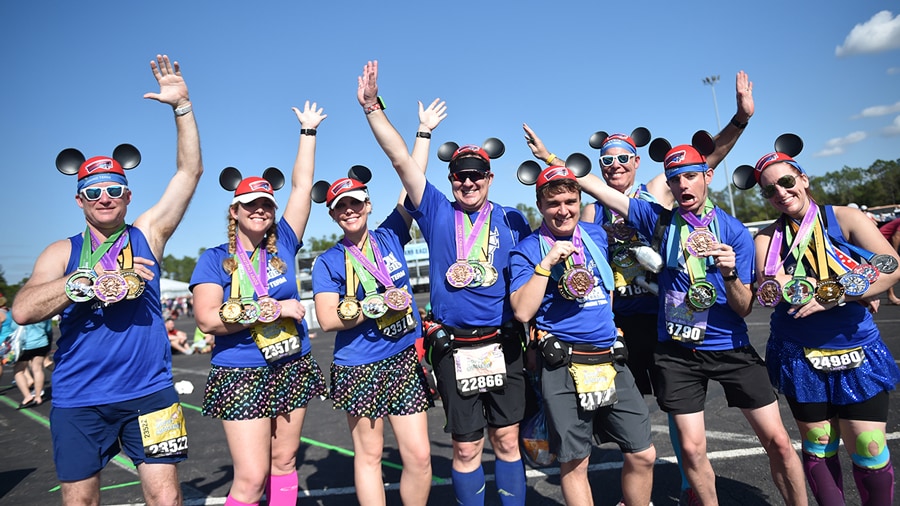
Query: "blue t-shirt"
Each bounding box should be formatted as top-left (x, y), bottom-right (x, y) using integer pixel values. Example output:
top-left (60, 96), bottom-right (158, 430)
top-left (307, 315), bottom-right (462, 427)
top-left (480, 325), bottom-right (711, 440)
top-left (590, 186), bottom-right (659, 316)
top-left (770, 205), bottom-right (881, 349)
top-left (190, 218), bottom-right (310, 367)
top-left (405, 181), bottom-right (532, 328)
top-left (510, 222), bottom-right (618, 346)
top-left (627, 199), bottom-right (754, 351)
top-left (11, 319), bottom-right (52, 351)
top-left (55, 226), bottom-right (171, 408)
top-left (311, 209), bottom-right (421, 366)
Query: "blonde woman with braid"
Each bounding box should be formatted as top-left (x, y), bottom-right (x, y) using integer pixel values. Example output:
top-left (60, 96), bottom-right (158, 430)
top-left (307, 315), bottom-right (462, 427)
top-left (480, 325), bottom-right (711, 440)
top-left (189, 101), bottom-right (328, 506)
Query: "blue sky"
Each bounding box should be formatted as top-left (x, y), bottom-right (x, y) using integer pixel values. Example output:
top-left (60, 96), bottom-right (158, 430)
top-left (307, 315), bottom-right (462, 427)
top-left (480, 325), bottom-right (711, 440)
top-left (2, 1), bottom-right (899, 283)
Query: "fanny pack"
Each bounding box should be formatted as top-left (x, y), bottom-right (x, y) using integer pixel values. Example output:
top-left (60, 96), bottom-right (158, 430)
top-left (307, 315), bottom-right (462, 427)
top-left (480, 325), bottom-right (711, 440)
top-left (569, 343), bottom-right (614, 365)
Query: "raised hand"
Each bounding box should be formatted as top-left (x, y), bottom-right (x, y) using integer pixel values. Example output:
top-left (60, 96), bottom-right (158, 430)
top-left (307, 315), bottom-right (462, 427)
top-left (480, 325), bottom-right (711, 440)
top-left (357, 60), bottom-right (379, 107)
top-left (144, 54), bottom-right (189, 108)
top-left (292, 100), bottom-right (327, 129)
top-left (418, 98), bottom-right (447, 131)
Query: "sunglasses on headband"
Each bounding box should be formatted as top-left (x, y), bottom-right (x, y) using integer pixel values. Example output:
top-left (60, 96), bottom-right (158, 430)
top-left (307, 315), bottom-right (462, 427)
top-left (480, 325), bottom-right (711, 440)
top-left (599, 154), bottom-right (635, 167)
top-left (448, 171), bottom-right (488, 183)
top-left (759, 175), bottom-right (797, 199)
top-left (80, 185), bottom-right (128, 201)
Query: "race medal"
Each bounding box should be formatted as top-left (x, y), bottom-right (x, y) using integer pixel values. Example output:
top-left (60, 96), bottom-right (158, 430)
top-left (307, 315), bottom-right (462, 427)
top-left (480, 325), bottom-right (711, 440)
top-left (93, 272), bottom-right (128, 304)
top-left (383, 287), bottom-right (412, 312)
top-left (65, 269), bottom-right (97, 303)
top-left (603, 220), bottom-right (635, 241)
top-left (854, 264), bottom-right (879, 284)
top-left (684, 229), bottom-right (717, 257)
top-left (121, 270), bottom-right (146, 300)
top-left (479, 262), bottom-right (499, 287)
top-left (137, 403), bottom-right (188, 458)
top-left (814, 278), bottom-right (844, 304)
top-left (839, 272), bottom-right (869, 297)
top-left (871, 254), bottom-right (898, 274)
top-left (611, 244), bottom-right (636, 268)
top-left (562, 266), bottom-right (595, 299)
top-left (238, 299), bottom-right (261, 325)
top-left (686, 280), bottom-right (716, 311)
top-left (782, 278), bottom-right (814, 305)
top-left (219, 298), bottom-right (244, 323)
top-left (337, 296), bottom-right (362, 321)
top-left (256, 296), bottom-right (282, 323)
top-left (446, 261), bottom-right (475, 288)
top-left (467, 261), bottom-right (486, 288)
top-left (756, 279), bottom-right (783, 307)
top-left (361, 293), bottom-right (388, 319)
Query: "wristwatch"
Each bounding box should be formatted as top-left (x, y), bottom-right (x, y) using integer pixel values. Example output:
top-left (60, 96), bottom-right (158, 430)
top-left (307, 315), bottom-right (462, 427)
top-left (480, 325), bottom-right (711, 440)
top-left (722, 272), bottom-right (739, 282)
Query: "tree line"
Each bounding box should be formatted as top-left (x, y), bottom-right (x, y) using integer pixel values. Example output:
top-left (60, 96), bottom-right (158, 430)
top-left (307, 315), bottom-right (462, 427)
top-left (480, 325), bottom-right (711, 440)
top-left (2, 158), bottom-right (897, 302)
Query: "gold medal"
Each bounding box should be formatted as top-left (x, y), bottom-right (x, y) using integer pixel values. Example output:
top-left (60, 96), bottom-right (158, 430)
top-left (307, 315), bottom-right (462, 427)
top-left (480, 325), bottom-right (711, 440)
top-left (479, 262), bottom-right (499, 287)
top-left (338, 296), bottom-right (362, 320)
top-left (121, 270), bottom-right (146, 300)
top-left (814, 278), bottom-right (844, 304)
top-left (219, 298), bottom-right (244, 323)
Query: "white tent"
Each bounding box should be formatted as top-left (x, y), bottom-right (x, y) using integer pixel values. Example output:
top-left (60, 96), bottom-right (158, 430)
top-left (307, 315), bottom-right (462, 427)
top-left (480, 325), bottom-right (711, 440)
top-left (160, 278), bottom-right (191, 299)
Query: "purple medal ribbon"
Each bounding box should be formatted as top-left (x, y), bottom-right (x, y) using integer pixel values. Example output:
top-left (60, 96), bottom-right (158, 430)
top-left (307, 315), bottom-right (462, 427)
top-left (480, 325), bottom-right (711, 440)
top-left (539, 223), bottom-right (586, 267)
top-left (766, 202), bottom-right (818, 277)
top-left (678, 206), bottom-right (717, 229)
top-left (453, 202), bottom-right (493, 261)
top-left (89, 229), bottom-right (129, 271)
top-left (235, 237), bottom-right (269, 296)
top-left (341, 235), bottom-right (395, 289)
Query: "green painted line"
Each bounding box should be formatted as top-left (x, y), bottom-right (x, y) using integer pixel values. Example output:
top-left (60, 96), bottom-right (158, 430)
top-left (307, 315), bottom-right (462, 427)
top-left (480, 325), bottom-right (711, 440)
top-left (179, 401), bottom-right (447, 484)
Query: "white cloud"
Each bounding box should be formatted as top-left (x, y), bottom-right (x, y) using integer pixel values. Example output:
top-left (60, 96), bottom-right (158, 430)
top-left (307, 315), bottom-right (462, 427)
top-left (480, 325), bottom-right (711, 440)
top-left (884, 116), bottom-right (900, 136)
top-left (835, 11), bottom-right (900, 56)
top-left (813, 131), bottom-right (867, 157)
top-left (854, 101), bottom-right (900, 118)
top-left (889, 67), bottom-right (900, 75)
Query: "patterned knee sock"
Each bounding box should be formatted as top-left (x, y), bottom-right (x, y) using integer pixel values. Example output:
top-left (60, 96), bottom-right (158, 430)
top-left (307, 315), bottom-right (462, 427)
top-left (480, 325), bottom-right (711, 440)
top-left (494, 458), bottom-right (526, 505)
top-left (853, 461), bottom-right (894, 506)
top-left (452, 465), bottom-right (486, 506)
top-left (802, 452), bottom-right (845, 506)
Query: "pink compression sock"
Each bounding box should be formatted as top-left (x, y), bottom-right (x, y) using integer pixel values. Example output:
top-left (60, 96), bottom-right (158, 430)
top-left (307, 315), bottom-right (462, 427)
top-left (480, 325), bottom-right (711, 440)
top-left (266, 471), bottom-right (299, 506)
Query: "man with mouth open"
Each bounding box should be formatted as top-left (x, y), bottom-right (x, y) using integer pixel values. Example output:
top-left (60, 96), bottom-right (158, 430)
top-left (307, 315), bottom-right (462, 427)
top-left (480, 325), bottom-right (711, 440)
top-left (578, 144), bottom-right (807, 505)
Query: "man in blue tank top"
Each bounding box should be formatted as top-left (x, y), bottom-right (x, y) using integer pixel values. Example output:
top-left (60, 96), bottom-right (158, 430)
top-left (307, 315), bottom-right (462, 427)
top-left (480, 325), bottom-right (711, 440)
top-left (12, 54), bottom-right (203, 506)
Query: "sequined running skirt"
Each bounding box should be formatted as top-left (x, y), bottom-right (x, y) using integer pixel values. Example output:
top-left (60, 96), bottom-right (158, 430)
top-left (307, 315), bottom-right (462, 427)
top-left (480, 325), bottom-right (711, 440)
top-left (766, 336), bottom-right (900, 405)
top-left (329, 345), bottom-right (432, 419)
top-left (203, 352), bottom-right (327, 420)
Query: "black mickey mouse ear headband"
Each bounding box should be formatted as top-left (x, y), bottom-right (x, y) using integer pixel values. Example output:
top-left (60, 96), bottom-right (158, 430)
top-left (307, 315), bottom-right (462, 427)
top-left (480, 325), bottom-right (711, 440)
top-left (439, 138), bottom-right (505, 173)
top-left (732, 133), bottom-right (805, 191)
top-left (57, 143), bottom-right (141, 191)
top-left (589, 127), bottom-right (651, 154)
top-left (312, 165), bottom-right (372, 209)
top-left (517, 153), bottom-right (592, 189)
top-left (220, 166), bottom-right (285, 207)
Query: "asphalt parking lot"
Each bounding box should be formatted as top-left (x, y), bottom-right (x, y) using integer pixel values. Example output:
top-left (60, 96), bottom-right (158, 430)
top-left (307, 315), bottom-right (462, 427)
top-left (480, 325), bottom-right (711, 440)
top-left (2, 293), bottom-right (900, 505)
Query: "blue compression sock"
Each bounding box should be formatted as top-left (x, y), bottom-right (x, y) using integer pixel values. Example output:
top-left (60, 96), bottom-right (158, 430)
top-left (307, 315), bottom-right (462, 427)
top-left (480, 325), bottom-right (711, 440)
top-left (452, 465), bottom-right (486, 506)
top-left (668, 413), bottom-right (689, 491)
top-left (494, 458), bottom-right (526, 505)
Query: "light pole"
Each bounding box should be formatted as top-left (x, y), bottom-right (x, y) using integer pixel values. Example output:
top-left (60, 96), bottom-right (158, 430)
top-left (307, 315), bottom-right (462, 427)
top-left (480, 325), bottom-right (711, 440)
top-left (702, 75), bottom-right (737, 217)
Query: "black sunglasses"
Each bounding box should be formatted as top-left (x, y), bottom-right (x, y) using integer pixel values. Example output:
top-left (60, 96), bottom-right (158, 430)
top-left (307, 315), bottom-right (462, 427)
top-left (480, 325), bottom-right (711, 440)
top-left (448, 171), bottom-right (488, 183)
top-left (760, 174), bottom-right (797, 199)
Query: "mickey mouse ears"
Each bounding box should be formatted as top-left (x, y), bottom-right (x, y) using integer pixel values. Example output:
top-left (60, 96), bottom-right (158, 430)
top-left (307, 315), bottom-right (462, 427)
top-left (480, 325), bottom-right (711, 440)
top-left (438, 138), bottom-right (505, 173)
top-left (517, 153), bottom-right (592, 186)
top-left (648, 131), bottom-right (715, 164)
top-left (732, 133), bottom-right (804, 190)
top-left (220, 166), bottom-right (285, 207)
top-left (311, 165), bottom-right (372, 206)
top-left (219, 166), bottom-right (285, 192)
top-left (56, 144), bottom-right (141, 177)
top-left (588, 127), bottom-right (651, 151)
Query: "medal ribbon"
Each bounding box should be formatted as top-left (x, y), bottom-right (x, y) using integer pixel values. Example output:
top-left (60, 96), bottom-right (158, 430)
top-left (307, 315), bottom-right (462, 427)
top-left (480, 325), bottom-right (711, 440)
top-left (767, 202), bottom-right (818, 277)
top-left (235, 237), bottom-right (270, 297)
top-left (342, 235), bottom-right (396, 289)
top-left (665, 199), bottom-right (719, 269)
top-left (578, 225), bottom-right (615, 292)
top-left (539, 223), bottom-right (586, 271)
top-left (342, 236), bottom-right (380, 296)
top-left (453, 202), bottom-right (492, 262)
top-left (81, 225), bottom-right (127, 271)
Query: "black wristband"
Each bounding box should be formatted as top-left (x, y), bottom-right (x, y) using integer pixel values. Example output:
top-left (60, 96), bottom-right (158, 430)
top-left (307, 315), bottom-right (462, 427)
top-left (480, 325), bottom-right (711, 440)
top-left (722, 272), bottom-right (739, 281)
top-left (416, 131), bottom-right (432, 139)
top-left (300, 128), bottom-right (317, 136)
top-left (730, 116), bottom-right (748, 129)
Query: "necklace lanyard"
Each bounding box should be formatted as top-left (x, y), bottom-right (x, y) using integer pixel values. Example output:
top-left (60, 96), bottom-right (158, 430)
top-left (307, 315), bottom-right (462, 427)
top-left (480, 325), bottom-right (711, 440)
top-left (667, 199), bottom-right (717, 277)
top-left (539, 223), bottom-right (586, 271)
top-left (767, 203), bottom-right (818, 277)
top-left (236, 237), bottom-right (269, 298)
top-left (453, 202), bottom-right (492, 262)
top-left (343, 234), bottom-right (396, 291)
top-left (80, 225), bottom-right (127, 271)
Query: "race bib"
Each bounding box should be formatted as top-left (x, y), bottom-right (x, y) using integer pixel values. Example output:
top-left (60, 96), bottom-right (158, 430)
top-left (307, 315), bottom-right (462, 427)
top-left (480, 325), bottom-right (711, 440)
top-left (251, 319), bottom-right (302, 364)
top-left (138, 403), bottom-right (188, 458)
top-left (454, 343), bottom-right (507, 395)
top-left (376, 307), bottom-right (415, 339)
top-left (664, 290), bottom-right (708, 344)
top-left (804, 347), bottom-right (865, 372)
top-left (569, 362), bottom-right (617, 411)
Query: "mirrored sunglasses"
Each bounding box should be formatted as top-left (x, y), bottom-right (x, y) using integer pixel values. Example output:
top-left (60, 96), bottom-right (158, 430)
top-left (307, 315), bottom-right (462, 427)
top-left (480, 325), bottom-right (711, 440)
top-left (80, 185), bottom-right (128, 201)
top-left (448, 171), bottom-right (488, 183)
top-left (759, 175), bottom-right (797, 199)
top-left (599, 153), bottom-right (636, 167)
